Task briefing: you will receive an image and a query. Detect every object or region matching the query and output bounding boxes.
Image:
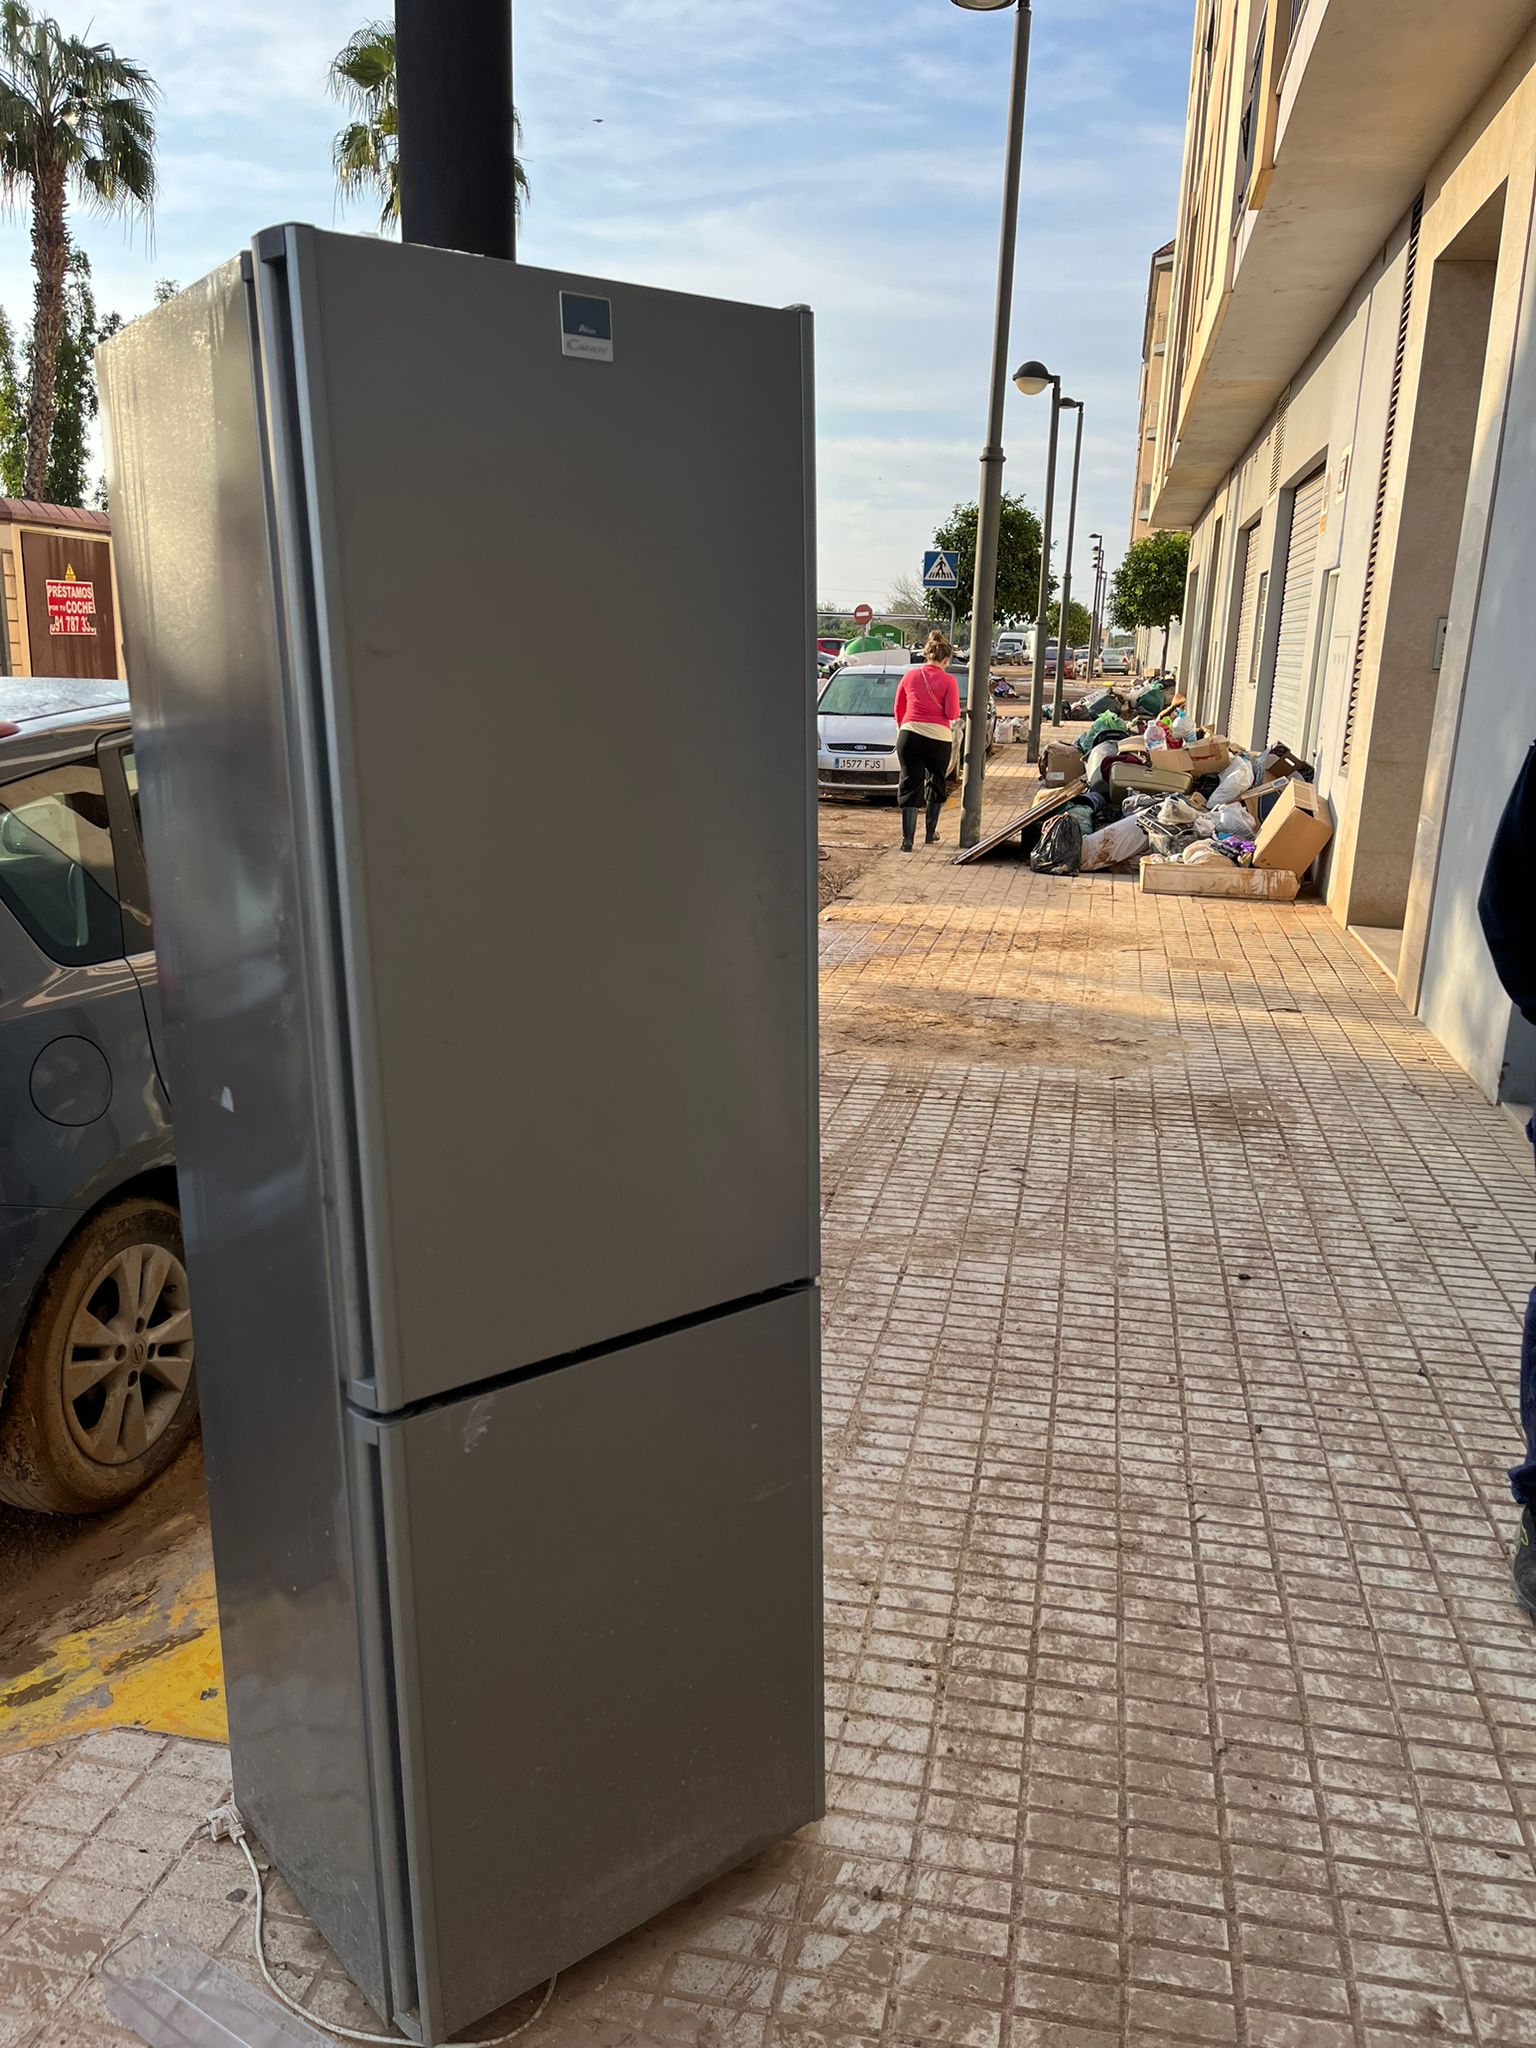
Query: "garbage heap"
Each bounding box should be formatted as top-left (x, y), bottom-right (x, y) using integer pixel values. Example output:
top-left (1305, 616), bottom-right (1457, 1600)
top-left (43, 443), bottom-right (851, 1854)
top-left (1034, 700), bottom-right (1334, 900)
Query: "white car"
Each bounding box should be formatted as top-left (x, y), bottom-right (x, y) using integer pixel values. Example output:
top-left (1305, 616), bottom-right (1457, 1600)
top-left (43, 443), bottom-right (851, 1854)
top-left (816, 662), bottom-right (995, 797)
top-left (1100, 648), bottom-right (1133, 675)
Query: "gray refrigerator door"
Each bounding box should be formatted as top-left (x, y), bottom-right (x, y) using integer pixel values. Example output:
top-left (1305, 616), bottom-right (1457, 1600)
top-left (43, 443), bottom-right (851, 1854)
top-left (259, 227), bottom-right (818, 1412)
top-left (362, 1287), bottom-right (823, 2044)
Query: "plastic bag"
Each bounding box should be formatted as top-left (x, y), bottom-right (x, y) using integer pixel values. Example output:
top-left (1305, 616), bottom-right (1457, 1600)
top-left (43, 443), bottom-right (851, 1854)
top-left (1031, 812), bottom-right (1083, 875)
top-left (1079, 816), bottom-right (1149, 871)
top-left (1210, 754), bottom-right (1256, 807)
top-left (102, 1930), bottom-right (328, 2048)
top-left (1181, 841), bottom-right (1230, 866)
top-left (1081, 711), bottom-right (1131, 753)
top-left (1209, 801), bottom-right (1254, 836)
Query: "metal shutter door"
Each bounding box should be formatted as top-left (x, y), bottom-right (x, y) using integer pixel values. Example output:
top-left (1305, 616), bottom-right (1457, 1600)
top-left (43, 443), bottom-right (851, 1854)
top-left (1267, 466), bottom-right (1326, 746)
top-left (1227, 524), bottom-right (1264, 738)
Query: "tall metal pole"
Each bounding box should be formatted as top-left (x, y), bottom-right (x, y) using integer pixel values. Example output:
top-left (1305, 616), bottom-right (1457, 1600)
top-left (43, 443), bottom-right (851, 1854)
top-left (397, 0), bottom-right (517, 260)
top-left (957, 1), bottom-right (1033, 850)
top-left (1026, 378), bottom-right (1060, 761)
top-left (1052, 400), bottom-right (1084, 727)
top-left (1086, 532), bottom-right (1103, 683)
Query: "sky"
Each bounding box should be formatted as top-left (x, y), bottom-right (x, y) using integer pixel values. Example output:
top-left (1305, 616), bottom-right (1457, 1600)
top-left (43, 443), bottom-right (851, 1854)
top-left (0, 0), bottom-right (1194, 611)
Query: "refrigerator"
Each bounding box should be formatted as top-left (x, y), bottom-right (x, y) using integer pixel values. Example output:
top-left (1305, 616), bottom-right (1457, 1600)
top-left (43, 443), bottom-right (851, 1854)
top-left (99, 225), bottom-right (822, 2046)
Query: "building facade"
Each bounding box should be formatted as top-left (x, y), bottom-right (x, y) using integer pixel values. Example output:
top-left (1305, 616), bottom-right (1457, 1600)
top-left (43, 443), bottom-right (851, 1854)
top-left (1131, 242), bottom-right (1176, 548)
top-left (1130, 243), bottom-right (1180, 675)
top-left (1151, 0), bottom-right (1536, 1105)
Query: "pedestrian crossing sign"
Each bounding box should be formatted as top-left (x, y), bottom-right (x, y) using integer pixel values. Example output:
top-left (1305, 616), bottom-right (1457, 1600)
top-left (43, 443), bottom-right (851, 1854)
top-left (923, 550), bottom-right (960, 591)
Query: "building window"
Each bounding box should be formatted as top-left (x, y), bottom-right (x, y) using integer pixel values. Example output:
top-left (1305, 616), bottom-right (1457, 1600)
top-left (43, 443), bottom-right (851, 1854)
top-left (1288, 0), bottom-right (1308, 46)
top-left (1234, 20), bottom-right (1267, 222)
top-left (1139, 484), bottom-right (1153, 520)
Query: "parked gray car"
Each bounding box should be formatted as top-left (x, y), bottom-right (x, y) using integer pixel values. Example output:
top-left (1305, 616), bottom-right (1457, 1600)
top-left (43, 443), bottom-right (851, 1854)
top-left (0, 680), bottom-right (194, 1513)
top-left (816, 661), bottom-right (996, 797)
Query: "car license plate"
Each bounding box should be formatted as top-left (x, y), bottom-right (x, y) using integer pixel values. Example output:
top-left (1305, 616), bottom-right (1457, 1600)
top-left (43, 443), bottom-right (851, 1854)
top-left (835, 756), bottom-right (882, 771)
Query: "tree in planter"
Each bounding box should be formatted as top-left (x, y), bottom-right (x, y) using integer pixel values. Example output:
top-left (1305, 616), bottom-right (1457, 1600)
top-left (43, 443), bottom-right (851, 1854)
top-left (1109, 529), bottom-right (1190, 672)
top-left (0, 3), bottom-right (156, 497)
top-left (1046, 598), bottom-right (1092, 648)
top-left (926, 492), bottom-right (1049, 636)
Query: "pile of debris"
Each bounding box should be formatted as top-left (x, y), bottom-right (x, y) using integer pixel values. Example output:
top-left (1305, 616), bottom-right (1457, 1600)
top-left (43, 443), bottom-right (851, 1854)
top-left (960, 705), bottom-right (1333, 900)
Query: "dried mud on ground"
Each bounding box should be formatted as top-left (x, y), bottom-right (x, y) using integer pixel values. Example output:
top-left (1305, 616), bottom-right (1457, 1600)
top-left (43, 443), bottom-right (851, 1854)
top-left (819, 981), bottom-right (1179, 1064)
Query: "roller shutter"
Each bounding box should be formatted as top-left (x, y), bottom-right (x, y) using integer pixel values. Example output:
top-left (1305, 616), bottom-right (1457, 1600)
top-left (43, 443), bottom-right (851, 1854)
top-left (1266, 466), bottom-right (1326, 747)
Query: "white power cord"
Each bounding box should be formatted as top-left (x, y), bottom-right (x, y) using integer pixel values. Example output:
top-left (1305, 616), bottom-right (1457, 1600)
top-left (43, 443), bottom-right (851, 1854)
top-left (208, 1805), bottom-right (557, 2048)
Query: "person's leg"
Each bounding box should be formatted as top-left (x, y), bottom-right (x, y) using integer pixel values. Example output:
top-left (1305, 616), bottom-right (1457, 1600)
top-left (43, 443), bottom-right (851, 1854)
top-left (895, 731), bottom-right (921, 852)
top-left (924, 737), bottom-right (948, 844)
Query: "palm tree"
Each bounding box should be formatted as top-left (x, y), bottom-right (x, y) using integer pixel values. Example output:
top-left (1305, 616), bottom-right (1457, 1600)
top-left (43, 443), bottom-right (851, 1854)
top-left (330, 21), bottom-right (528, 236)
top-left (0, 3), bottom-right (155, 498)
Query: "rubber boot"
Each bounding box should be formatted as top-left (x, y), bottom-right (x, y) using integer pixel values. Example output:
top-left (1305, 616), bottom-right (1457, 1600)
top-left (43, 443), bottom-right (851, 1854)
top-left (900, 806), bottom-right (917, 852)
top-left (925, 799), bottom-right (943, 846)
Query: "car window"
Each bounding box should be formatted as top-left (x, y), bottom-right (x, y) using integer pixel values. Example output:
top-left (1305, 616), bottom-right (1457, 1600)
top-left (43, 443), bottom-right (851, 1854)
top-left (818, 672), bottom-right (900, 716)
top-left (0, 761), bottom-right (123, 966)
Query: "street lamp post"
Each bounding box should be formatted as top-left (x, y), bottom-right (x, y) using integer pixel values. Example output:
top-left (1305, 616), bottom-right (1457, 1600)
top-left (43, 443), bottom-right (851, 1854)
top-left (1087, 533), bottom-right (1105, 684)
top-left (1016, 361), bottom-right (1061, 761)
top-left (953, 0), bottom-right (1034, 850)
top-left (1052, 398), bottom-right (1083, 727)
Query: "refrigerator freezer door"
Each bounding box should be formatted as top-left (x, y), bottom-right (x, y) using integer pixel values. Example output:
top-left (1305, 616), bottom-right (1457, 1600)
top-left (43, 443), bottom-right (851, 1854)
top-left (259, 227), bottom-right (817, 1411)
top-left (365, 1288), bottom-right (822, 2043)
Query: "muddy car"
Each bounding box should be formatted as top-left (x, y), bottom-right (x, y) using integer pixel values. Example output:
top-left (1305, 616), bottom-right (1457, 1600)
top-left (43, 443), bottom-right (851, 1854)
top-left (0, 681), bottom-right (194, 1514)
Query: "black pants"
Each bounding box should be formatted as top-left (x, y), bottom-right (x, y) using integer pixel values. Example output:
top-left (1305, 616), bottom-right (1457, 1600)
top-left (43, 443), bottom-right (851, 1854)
top-left (897, 729), bottom-right (951, 808)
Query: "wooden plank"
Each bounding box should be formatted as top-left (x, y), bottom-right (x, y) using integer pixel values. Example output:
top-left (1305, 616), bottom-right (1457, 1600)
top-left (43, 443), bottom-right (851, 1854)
top-left (1138, 857), bottom-right (1299, 901)
top-left (952, 777), bottom-right (1086, 865)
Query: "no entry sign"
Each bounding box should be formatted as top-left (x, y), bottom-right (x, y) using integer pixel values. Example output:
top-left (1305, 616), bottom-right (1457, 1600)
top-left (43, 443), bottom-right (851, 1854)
top-left (45, 568), bottom-right (98, 638)
top-left (853, 604), bottom-right (873, 628)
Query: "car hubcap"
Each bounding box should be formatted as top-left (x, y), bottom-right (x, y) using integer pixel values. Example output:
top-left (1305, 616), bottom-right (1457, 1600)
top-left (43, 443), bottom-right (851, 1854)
top-left (61, 1244), bottom-right (194, 1466)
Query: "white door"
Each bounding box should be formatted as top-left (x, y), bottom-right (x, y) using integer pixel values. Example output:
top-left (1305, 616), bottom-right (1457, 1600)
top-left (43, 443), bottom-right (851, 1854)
top-left (1266, 467), bottom-right (1326, 746)
top-left (1227, 524), bottom-right (1265, 742)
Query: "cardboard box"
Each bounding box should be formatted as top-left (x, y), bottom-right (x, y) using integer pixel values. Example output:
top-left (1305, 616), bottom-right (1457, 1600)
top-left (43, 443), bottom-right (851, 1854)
top-left (1239, 776), bottom-right (1291, 829)
top-left (1185, 736), bottom-right (1231, 775)
top-left (1254, 779), bottom-right (1333, 874)
top-left (1041, 741), bottom-right (1084, 786)
top-left (1109, 758), bottom-right (1194, 797)
top-left (1139, 857), bottom-right (1300, 901)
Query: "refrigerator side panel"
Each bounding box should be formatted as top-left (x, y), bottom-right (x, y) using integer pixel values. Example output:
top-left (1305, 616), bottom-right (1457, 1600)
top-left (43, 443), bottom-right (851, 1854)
top-left (99, 265), bottom-right (394, 2015)
top-left (375, 1289), bottom-right (822, 2042)
top-left (288, 229), bottom-right (816, 1410)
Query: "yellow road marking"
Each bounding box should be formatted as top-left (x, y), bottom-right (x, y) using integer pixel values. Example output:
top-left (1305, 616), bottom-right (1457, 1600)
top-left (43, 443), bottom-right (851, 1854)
top-left (0, 1564), bottom-right (226, 1755)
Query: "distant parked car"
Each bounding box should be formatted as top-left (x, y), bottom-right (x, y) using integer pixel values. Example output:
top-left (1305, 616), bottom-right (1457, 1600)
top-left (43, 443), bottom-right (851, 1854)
top-left (0, 680), bottom-right (195, 1514)
top-left (816, 636), bottom-right (844, 660)
top-left (816, 661), bottom-right (995, 797)
top-left (1100, 647), bottom-right (1132, 675)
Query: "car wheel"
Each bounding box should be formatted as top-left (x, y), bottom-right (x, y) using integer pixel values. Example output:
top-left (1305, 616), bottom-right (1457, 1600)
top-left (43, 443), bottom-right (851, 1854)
top-left (0, 1196), bottom-right (198, 1515)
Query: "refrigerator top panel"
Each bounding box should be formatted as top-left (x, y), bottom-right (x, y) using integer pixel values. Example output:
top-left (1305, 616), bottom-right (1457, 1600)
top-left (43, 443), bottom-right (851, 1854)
top-left (260, 227), bottom-right (817, 1411)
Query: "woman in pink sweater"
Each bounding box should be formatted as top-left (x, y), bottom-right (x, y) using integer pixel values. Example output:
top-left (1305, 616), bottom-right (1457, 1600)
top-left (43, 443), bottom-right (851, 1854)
top-left (893, 631), bottom-right (962, 851)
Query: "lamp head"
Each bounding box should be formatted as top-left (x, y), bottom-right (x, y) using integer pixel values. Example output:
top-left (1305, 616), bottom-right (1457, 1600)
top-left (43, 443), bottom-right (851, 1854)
top-left (950, 0), bottom-right (1017, 10)
top-left (1061, 396), bottom-right (1082, 410)
top-left (1013, 359), bottom-right (1054, 396)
